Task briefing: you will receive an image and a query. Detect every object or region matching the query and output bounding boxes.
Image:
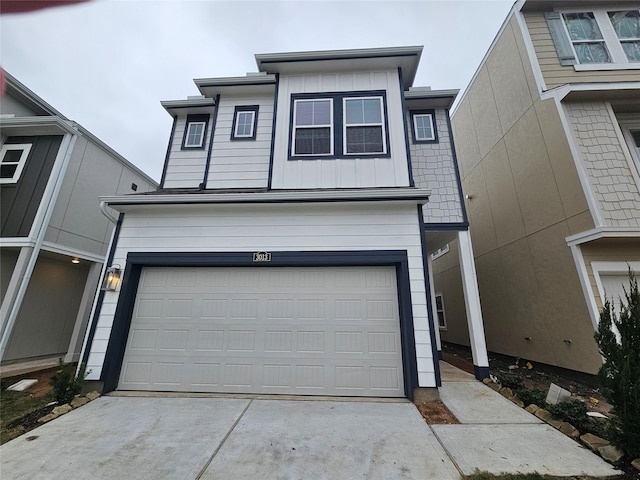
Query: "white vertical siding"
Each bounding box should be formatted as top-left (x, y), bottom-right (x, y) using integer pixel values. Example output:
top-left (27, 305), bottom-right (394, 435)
top-left (206, 95), bottom-right (273, 189)
top-left (85, 203), bottom-right (436, 388)
top-left (271, 71), bottom-right (410, 189)
top-left (162, 115), bottom-right (213, 189)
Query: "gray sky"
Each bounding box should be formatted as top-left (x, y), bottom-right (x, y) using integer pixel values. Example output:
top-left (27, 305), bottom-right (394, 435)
top-left (1, 0), bottom-right (514, 182)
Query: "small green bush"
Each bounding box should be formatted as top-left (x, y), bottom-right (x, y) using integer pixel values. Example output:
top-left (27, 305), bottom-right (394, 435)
top-left (548, 399), bottom-right (589, 430)
top-left (50, 362), bottom-right (86, 405)
top-left (516, 388), bottom-right (547, 407)
top-left (494, 372), bottom-right (524, 391)
top-left (594, 270), bottom-right (640, 457)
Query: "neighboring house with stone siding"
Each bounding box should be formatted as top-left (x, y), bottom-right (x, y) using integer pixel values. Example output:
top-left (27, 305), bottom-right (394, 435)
top-left (434, 0), bottom-right (640, 375)
top-left (81, 46), bottom-right (490, 400)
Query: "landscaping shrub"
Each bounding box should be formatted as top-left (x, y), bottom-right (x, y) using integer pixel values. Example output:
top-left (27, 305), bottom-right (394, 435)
top-left (548, 399), bottom-right (589, 431)
top-left (516, 388), bottom-right (547, 407)
top-left (50, 362), bottom-right (86, 405)
top-left (594, 270), bottom-right (640, 457)
top-left (494, 372), bottom-right (524, 391)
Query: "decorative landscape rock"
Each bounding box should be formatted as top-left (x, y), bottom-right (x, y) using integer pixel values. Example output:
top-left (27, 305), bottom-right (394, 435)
top-left (598, 445), bottom-right (624, 463)
top-left (559, 422), bottom-right (580, 440)
top-left (580, 433), bottom-right (609, 452)
top-left (525, 404), bottom-right (539, 414)
top-left (499, 387), bottom-right (513, 398)
top-left (71, 397), bottom-right (89, 408)
top-left (547, 418), bottom-right (563, 429)
top-left (37, 413), bottom-right (58, 424)
top-left (534, 408), bottom-right (552, 422)
top-left (85, 391), bottom-right (101, 401)
top-left (631, 458), bottom-right (640, 471)
top-left (52, 404), bottom-right (72, 416)
top-left (510, 396), bottom-right (525, 408)
top-left (482, 377), bottom-right (493, 385)
top-left (488, 383), bottom-right (501, 392)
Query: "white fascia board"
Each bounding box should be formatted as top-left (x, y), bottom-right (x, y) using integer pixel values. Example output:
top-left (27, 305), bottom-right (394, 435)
top-left (0, 116), bottom-right (78, 136)
top-left (541, 81), bottom-right (640, 102)
top-left (0, 238), bottom-right (36, 248)
top-left (405, 88), bottom-right (459, 98)
top-left (161, 98), bottom-right (216, 113)
top-left (566, 227), bottom-right (640, 246)
top-left (100, 188), bottom-right (431, 208)
top-left (40, 242), bottom-right (107, 263)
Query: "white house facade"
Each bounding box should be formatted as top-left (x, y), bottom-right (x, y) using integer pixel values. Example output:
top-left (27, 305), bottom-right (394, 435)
top-left (82, 47), bottom-right (488, 400)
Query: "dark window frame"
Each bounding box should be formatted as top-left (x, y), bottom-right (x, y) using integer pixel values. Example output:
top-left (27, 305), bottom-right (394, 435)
top-left (231, 105), bottom-right (259, 141)
top-left (288, 90), bottom-right (391, 160)
top-left (410, 109), bottom-right (438, 144)
top-left (181, 114), bottom-right (210, 150)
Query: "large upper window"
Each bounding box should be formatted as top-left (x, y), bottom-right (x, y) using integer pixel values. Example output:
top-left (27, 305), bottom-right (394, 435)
top-left (560, 9), bottom-right (640, 65)
top-left (289, 91), bottom-right (389, 159)
top-left (181, 114), bottom-right (209, 150)
top-left (0, 143), bottom-right (31, 184)
top-left (231, 105), bottom-right (259, 140)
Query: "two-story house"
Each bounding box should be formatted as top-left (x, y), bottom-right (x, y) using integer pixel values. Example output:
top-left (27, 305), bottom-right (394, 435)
top-left (435, 0), bottom-right (640, 375)
top-left (0, 73), bottom-right (157, 374)
top-left (81, 47), bottom-right (489, 400)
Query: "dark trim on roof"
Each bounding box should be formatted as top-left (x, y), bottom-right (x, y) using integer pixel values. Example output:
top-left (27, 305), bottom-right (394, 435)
top-left (81, 212), bottom-right (124, 367)
top-left (445, 109), bottom-right (468, 225)
top-left (418, 205), bottom-right (442, 388)
top-left (159, 116), bottom-right (177, 189)
top-left (267, 73), bottom-right (279, 190)
top-left (100, 249), bottom-right (419, 399)
top-left (422, 222), bottom-right (469, 231)
top-left (399, 68), bottom-right (415, 187)
top-left (197, 81), bottom-right (275, 88)
top-left (202, 94), bottom-right (220, 188)
top-left (259, 52), bottom-right (420, 65)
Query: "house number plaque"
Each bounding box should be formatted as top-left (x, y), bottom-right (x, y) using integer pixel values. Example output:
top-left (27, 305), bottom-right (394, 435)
top-left (253, 251), bottom-right (271, 262)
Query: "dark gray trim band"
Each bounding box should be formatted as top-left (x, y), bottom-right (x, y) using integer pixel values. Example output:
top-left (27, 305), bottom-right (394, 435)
top-left (398, 67), bottom-right (415, 187)
top-left (159, 116), bottom-right (177, 189)
top-left (445, 109), bottom-right (469, 224)
top-left (81, 212), bottom-right (124, 367)
top-left (100, 250), bottom-right (419, 399)
top-left (267, 73), bottom-right (279, 190)
top-left (202, 94), bottom-right (220, 188)
top-left (259, 52), bottom-right (419, 65)
top-left (418, 205), bottom-right (442, 387)
top-left (474, 365), bottom-right (490, 380)
top-left (422, 222), bottom-right (469, 231)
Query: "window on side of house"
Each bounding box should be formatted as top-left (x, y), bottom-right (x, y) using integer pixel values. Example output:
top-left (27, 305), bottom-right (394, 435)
top-left (560, 8), bottom-right (640, 65)
top-left (289, 91), bottom-right (390, 160)
top-left (231, 106), bottom-right (259, 140)
top-left (343, 97), bottom-right (386, 154)
top-left (410, 110), bottom-right (438, 143)
top-left (181, 114), bottom-right (209, 149)
top-left (435, 293), bottom-right (447, 329)
top-left (292, 98), bottom-right (333, 156)
top-left (0, 143), bottom-right (31, 184)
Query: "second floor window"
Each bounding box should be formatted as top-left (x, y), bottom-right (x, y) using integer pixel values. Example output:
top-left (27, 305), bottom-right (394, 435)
top-left (0, 143), bottom-right (31, 184)
top-left (290, 91), bottom-right (389, 159)
top-left (181, 114), bottom-right (210, 150)
top-left (231, 105), bottom-right (259, 140)
top-left (562, 9), bottom-right (640, 64)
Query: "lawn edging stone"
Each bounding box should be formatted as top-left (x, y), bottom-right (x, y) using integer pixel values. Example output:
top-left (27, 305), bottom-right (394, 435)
top-left (37, 391), bottom-right (101, 424)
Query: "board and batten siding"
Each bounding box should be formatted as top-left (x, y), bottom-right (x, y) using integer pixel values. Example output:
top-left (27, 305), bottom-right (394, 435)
top-left (206, 95), bottom-right (272, 189)
top-left (162, 114), bottom-right (214, 189)
top-left (271, 71), bottom-right (410, 189)
top-left (85, 202), bottom-right (436, 388)
top-left (524, 12), bottom-right (640, 90)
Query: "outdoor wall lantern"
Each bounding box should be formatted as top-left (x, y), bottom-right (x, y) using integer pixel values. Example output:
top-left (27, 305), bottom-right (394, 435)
top-left (102, 265), bottom-right (122, 291)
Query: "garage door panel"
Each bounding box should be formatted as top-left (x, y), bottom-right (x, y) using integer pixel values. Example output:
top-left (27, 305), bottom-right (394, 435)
top-left (119, 266), bottom-right (404, 397)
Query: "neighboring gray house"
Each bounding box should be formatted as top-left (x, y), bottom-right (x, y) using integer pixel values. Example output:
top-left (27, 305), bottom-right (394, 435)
top-left (0, 73), bottom-right (157, 372)
top-left (82, 47), bottom-right (489, 400)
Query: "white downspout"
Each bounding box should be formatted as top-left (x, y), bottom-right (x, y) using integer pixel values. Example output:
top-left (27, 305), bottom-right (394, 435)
top-left (0, 132), bottom-right (78, 359)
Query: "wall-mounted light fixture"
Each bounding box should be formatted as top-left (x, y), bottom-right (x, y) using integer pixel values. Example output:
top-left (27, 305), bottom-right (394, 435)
top-left (102, 265), bottom-right (122, 291)
top-left (71, 257), bottom-right (80, 264)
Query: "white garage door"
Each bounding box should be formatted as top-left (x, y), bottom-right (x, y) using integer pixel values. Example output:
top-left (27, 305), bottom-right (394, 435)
top-left (600, 274), bottom-right (632, 314)
top-left (118, 266), bottom-right (405, 397)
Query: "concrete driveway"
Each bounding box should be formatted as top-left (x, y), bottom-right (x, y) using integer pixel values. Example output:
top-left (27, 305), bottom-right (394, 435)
top-left (0, 395), bottom-right (460, 480)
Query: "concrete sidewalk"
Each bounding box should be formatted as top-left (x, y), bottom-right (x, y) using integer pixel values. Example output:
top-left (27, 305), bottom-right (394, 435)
top-left (0, 362), bottom-right (620, 479)
top-left (433, 361), bottom-right (620, 477)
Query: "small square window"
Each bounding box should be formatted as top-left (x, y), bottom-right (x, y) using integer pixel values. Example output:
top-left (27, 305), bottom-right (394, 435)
top-left (231, 106), bottom-right (259, 141)
top-left (435, 293), bottom-right (447, 329)
top-left (411, 110), bottom-right (438, 143)
top-left (0, 143), bottom-right (31, 184)
top-left (181, 114), bottom-right (209, 150)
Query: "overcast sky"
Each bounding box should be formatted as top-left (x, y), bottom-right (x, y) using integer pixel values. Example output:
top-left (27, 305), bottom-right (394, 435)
top-left (1, 0), bottom-right (514, 182)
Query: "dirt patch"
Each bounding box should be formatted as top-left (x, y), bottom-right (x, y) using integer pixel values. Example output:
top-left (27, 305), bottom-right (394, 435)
top-left (416, 401), bottom-right (459, 425)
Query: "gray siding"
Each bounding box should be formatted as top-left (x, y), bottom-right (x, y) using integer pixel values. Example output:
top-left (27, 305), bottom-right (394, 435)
top-left (0, 92), bottom-right (42, 117)
top-left (1, 249), bottom-right (18, 301)
top-left (1, 135), bottom-right (62, 238)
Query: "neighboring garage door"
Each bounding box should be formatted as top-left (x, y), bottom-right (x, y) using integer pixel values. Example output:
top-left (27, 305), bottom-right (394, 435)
top-left (118, 266), bottom-right (405, 397)
top-left (600, 274), bottom-right (632, 313)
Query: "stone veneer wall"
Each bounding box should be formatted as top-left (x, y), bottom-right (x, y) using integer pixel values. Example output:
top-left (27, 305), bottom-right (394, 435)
top-left (565, 101), bottom-right (640, 227)
top-left (411, 109), bottom-right (465, 224)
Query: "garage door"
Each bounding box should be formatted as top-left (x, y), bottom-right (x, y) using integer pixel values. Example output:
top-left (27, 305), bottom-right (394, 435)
top-left (118, 266), bottom-right (405, 397)
top-left (600, 274), bottom-right (632, 314)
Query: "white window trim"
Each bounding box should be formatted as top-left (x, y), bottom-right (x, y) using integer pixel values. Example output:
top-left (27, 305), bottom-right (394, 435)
top-left (292, 98), bottom-right (334, 157)
top-left (184, 121), bottom-right (206, 148)
top-left (0, 143), bottom-right (31, 184)
top-left (412, 113), bottom-right (436, 141)
top-left (435, 292), bottom-right (447, 330)
top-left (342, 96), bottom-right (386, 155)
top-left (559, 8), bottom-right (640, 68)
top-left (234, 110), bottom-right (256, 138)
